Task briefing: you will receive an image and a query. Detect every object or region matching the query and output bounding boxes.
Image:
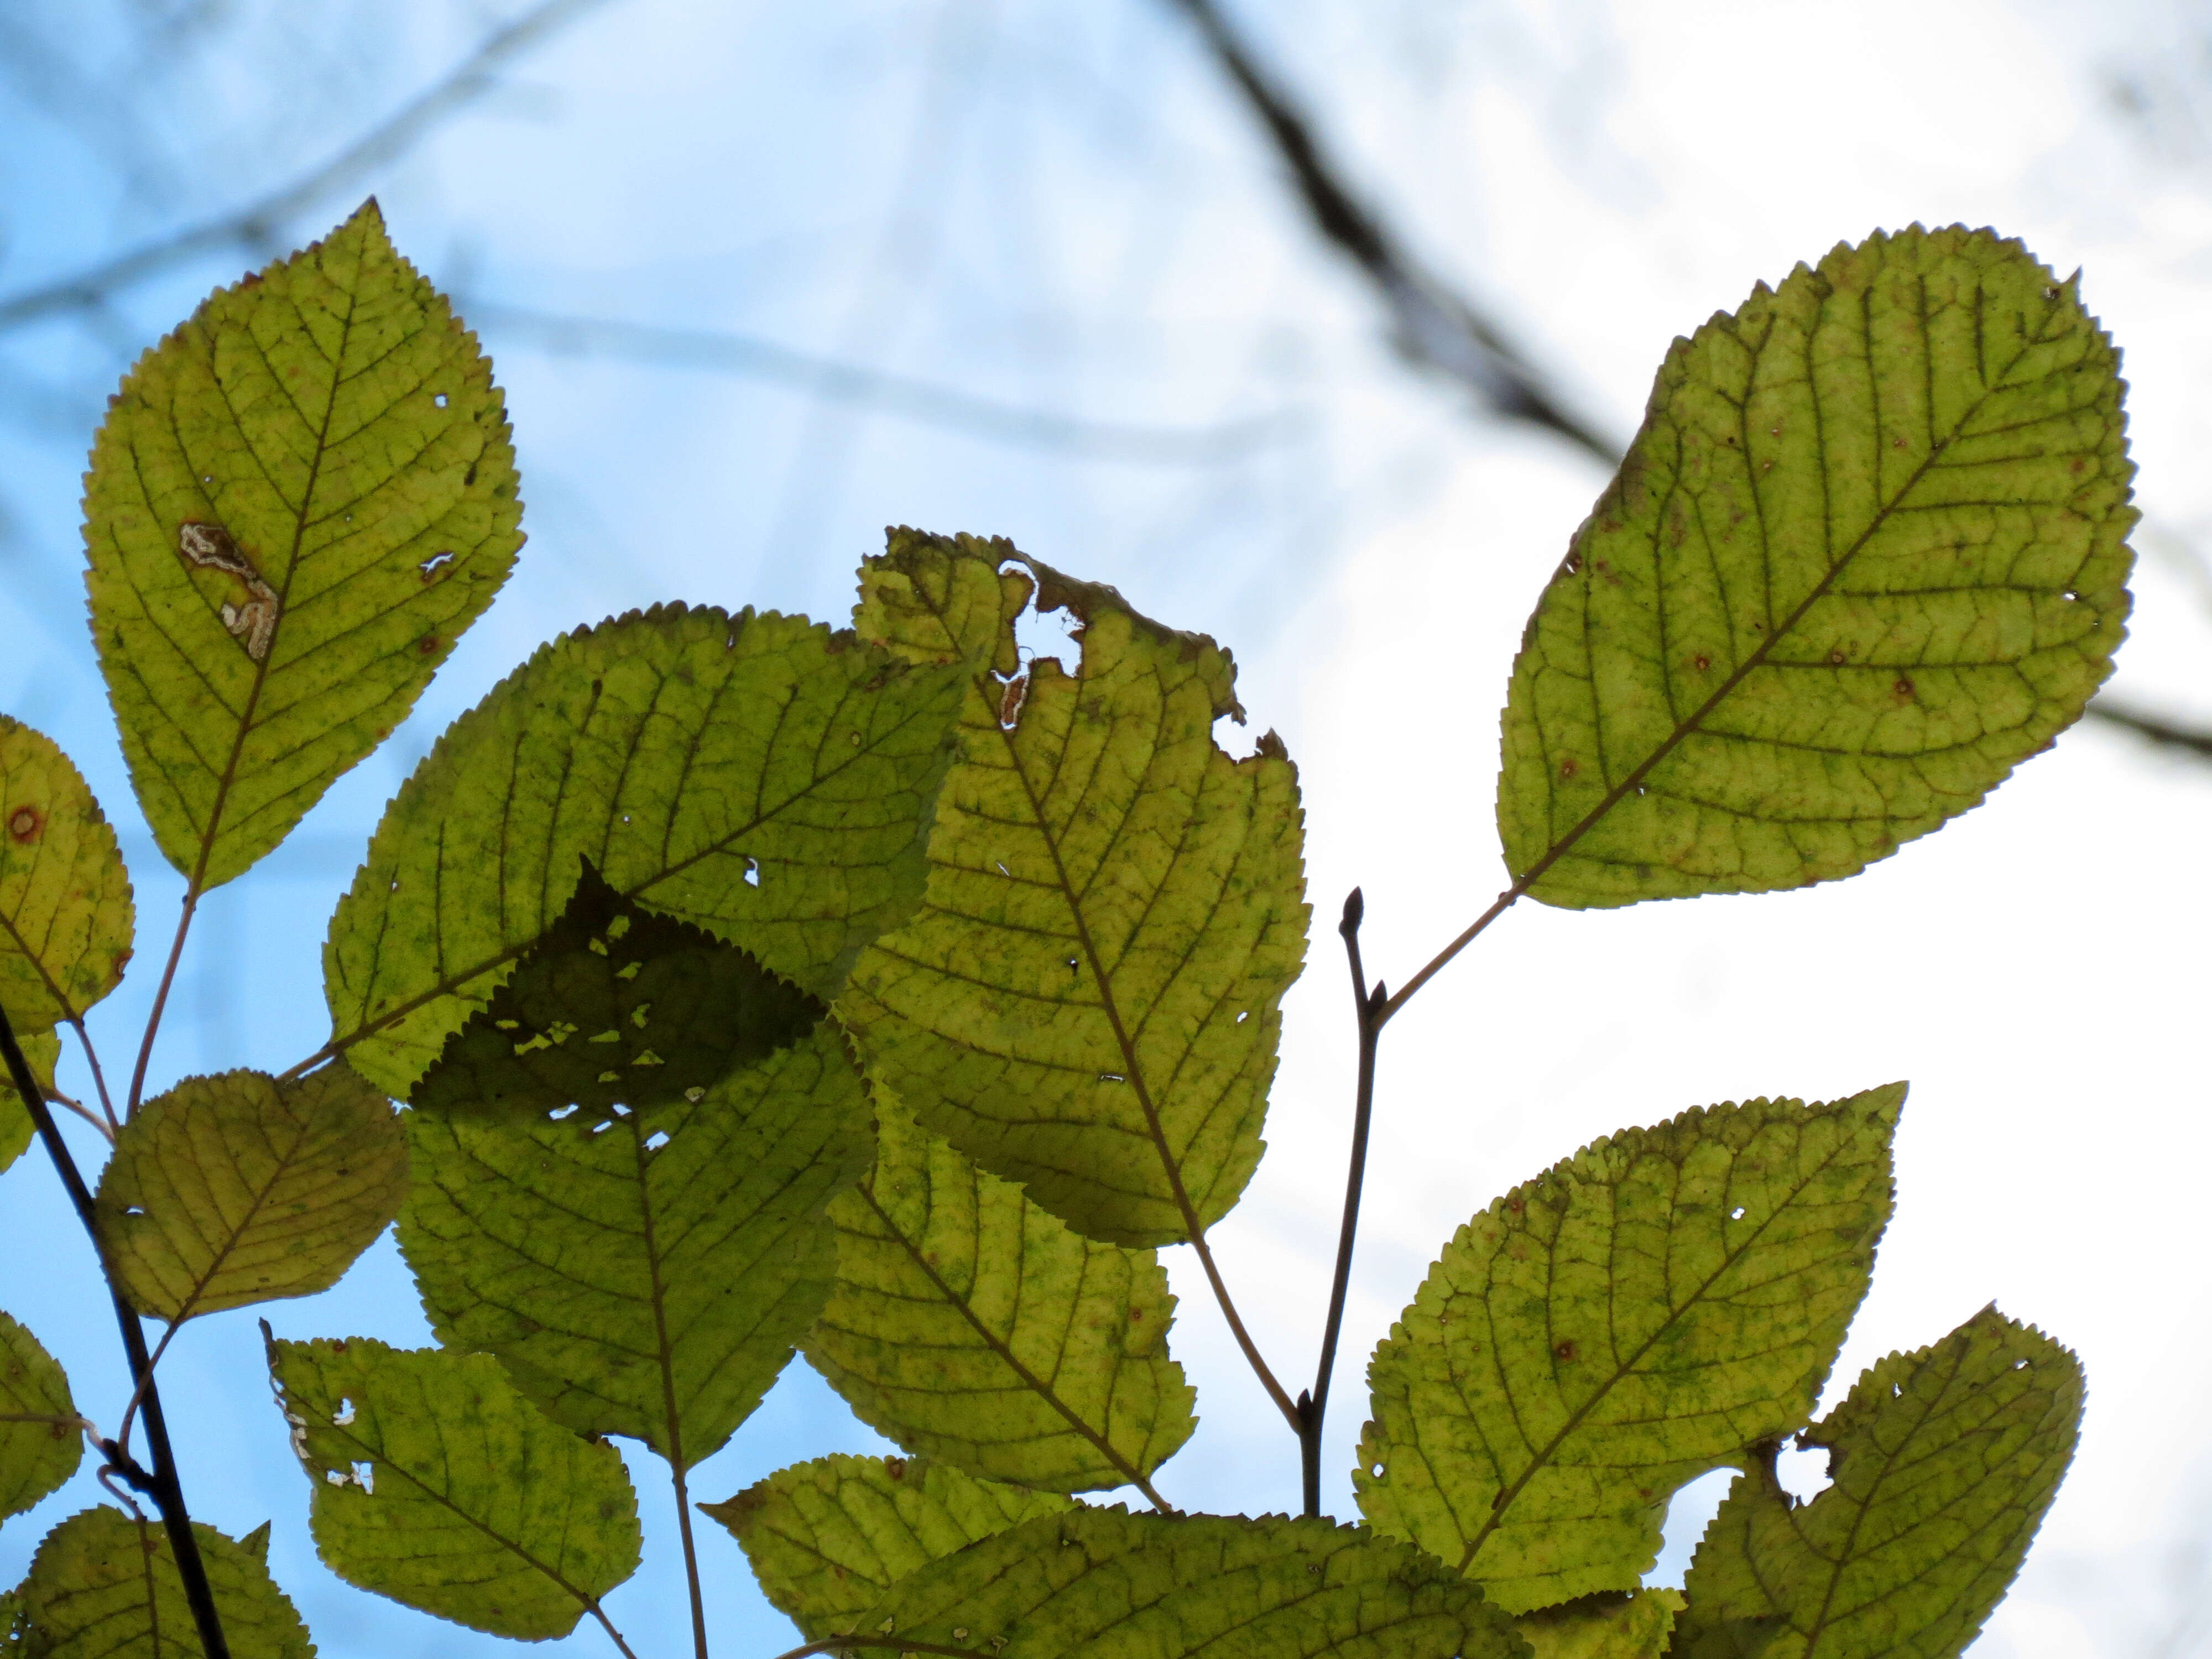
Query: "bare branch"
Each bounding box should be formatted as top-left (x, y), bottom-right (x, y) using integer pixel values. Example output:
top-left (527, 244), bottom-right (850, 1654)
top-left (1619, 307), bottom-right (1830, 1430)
top-left (466, 301), bottom-right (1305, 464)
top-left (2087, 698), bottom-right (2212, 760)
top-left (1160, 0), bottom-right (1619, 466)
top-left (0, 0), bottom-right (617, 334)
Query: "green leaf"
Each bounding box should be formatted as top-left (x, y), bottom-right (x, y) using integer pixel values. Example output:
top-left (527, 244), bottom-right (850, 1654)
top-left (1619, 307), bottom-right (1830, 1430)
top-left (1357, 1084), bottom-right (1901, 1614)
top-left (0, 1029), bottom-right (59, 1180)
top-left (844, 1506), bottom-right (1524, 1658)
top-left (409, 857), bottom-right (824, 1122)
top-left (324, 602), bottom-right (964, 1098)
top-left (1514, 1591), bottom-right (1683, 1659)
top-left (1498, 226), bottom-right (2133, 909)
top-left (1672, 1306), bottom-right (2081, 1659)
top-left (18, 1506), bottom-right (313, 1658)
top-left (268, 1334), bottom-right (640, 1640)
top-left (839, 530), bottom-right (1309, 1247)
top-left (82, 201), bottom-right (521, 891)
top-left (400, 1023), bottom-right (870, 1467)
top-left (703, 1452), bottom-right (1073, 1641)
top-left (806, 1089), bottom-right (1195, 1496)
top-left (0, 1313), bottom-right (81, 1520)
top-left (94, 1063), bottom-right (405, 1322)
top-left (0, 719), bottom-right (133, 1040)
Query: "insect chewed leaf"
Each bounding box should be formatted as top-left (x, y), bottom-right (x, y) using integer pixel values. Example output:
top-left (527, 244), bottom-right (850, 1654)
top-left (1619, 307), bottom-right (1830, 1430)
top-left (18, 1506), bottom-right (312, 1658)
top-left (410, 857), bottom-right (825, 1124)
top-left (268, 1334), bottom-right (640, 1640)
top-left (401, 1024), bottom-right (870, 1467)
top-left (847, 1506), bottom-right (1524, 1658)
top-left (1514, 1590), bottom-right (1684, 1659)
top-left (84, 200), bottom-right (522, 890)
top-left (1357, 1084), bottom-right (1901, 1614)
top-left (95, 1063), bottom-right (405, 1322)
top-left (1499, 227), bottom-right (2133, 907)
top-left (805, 1089), bottom-right (1196, 1495)
top-left (1672, 1307), bottom-right (2081, 1659)
top-left (324, 603), bottom-right (965, 1098)
top-left (703, 1452), bottom-right (1073, 1641)
top-left (0, 717), bottom-right (133, 1032)
top-left (0, 1026), bottom-right (59, 1178)
top-left (839, 530), bottom-right (1308, 1248)
top-left (0, 1312), bottom-right (81, 1519)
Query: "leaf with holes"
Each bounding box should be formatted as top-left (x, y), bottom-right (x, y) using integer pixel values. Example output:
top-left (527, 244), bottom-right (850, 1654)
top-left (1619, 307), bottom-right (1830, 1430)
top-left (0, 1026), bottom-right (58, 1178)
top-left (18, 1506), bottom-right (313, 1659)
top-left (400, 1023), bottom-right (868, 1467)
top-left (268, 1334), bottom-right (640, 1640)
top-left (324, 602), bottom-right (964, 1098)
top-left (83, 200), bottom-right (521, 890)
top-left (838, 529), bottom-right (1309, 1247)
top-left (1672, 1307), bottom-right (2080, 1659)
top-left (846, 1506), bottom-right (1524, 1658)
top-left (1356, 1084), bottom-right (1900, 1614)
top-left (805, 1089), bottom-right (1194, 1496)
top-left (95, 1063), bottom-right (405, 1322)
top-left (0, 717), bottom-right (133, 1035)
top-left (1498, 226), bottom-right (2133, 908)
top-left (409, 857), bottom-right (824, 1123)
top-left (1514, 1591), bottom-right (1684, 1659)
top-left (0, 1313), bottom-right (81, 1520)
top-left (704, 1453), bottom-right (1073, 1641)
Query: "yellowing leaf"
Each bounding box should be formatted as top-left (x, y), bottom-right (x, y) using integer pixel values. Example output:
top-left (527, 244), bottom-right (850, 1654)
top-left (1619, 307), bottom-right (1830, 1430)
top-left (323, 603), bottom-right (964, 1098)
top-left (1515, 1590), bottom-right (1683, 1659)
top-left (1672, 1307), bottom-right (2081, 1659)
top-left (268, 1335), bottom-right (640, 1641)
top-left (703, 1453), bottom-right (1072, 1641)
top-left (806, 1091), bottom-right (1195, 1497)
top-left (840, 530), bottom-right (1308, 1246)
top-left (409, 858), bottom-right (823, 1124)
top-left (84, 199), bottom-right (521, 890)
top-left (847, 1507), bottom-right (1524, 1658)
top-left (18, 1506), bottom-right (312, 1659)
top-left (401, 1024), bottom-right (869, 1467)
top-left (1357, 1085), bottom-right (1900, 1614)
top-left (1499, 227), bottom-right (2133, 908)
top-left (0, 1313), bottom-right (81, 1520)
top-left (0, 1027), bottom-right (59, 1179)
top-left (0, 717), bottom-right (132, 1031)
top-left (95, 1063), bottom-right (405, 1322)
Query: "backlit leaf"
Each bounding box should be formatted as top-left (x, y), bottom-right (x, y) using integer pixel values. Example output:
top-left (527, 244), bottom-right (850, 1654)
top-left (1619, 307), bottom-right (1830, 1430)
top-left (805, 1091), bottom-right (1195, 1496)
top-left (18, 1506), bottom-right (312, 1658)
top-left (703, 1452), bottom-right (1072, 1640)
top-left (1514, 1591), bottom-right (1683, 1659)
top-left (1672, 1307), bottom-right (2081, 1659)
top-left (324, 602), bottom-right (964, 1098)
top-left (0, 1029), bottom-right (59, 1180)
top-left (268, 1334), bottom-right (640, 1640)
top-left (846, 1506), bottom-right (1524, 1658)
top-left (0, 718), bottom-right (132, 1032)
top-left (1498, 226), bottom-right (2133, 908)
top-left (409, 858), bottom-right (823, 1123)
top-left (840, 530), bottom-right (1309, 1247)
top-left (84, 200), bottom-right (521, 889)
top-left (0, 1313), bottom-right (81, 1520)
top-left (1357, 1084), bottom-right (1900, 1614)
top-left (400, 1024), bottom-right (869, 1467)
top-left (95, 1063), bottom-right (405, 1322)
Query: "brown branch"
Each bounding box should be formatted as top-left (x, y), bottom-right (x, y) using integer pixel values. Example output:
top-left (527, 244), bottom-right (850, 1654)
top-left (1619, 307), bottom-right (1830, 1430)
top-left (1160, 0), bottom-right (1619, 466)
top-left (0, 0), bottom-right (618, 333)
top-left (2087, 697), bottom-right (2212, 760)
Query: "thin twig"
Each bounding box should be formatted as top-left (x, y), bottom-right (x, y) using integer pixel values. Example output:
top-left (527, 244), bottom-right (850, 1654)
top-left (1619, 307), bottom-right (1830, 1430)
top-left (67, 1016), bottom-right (121, 1133)
top-left (466, 302), bottom-right (1302, 463)
top-left (0, 0), bottom-right (618, 333)
top-left (44, 1088), bottom-right (114, 1141)
top-left (2088, 697), bottom-right (2212, 759)
top-left (0, 1000), bottom-right (231, 1659)
top-left (1299, 888), bottom-right (1384, 1519)
top-left (1161, 0), bottom-right (1618, 465)
top-left (126, 891), bottom-right (201, 1114)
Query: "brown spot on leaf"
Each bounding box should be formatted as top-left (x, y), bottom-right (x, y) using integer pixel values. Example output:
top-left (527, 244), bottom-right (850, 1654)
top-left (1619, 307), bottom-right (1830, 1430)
top-left (1558, 759), bottom-right (1577, 779)
top-left (1828, 648), bottom-right (1846, 665)
top-left (418, 635), bottom-right (440, 656)
top-left (1893, 677), bottom-right (1916, 700)
top-left (7, 805), bottom-right (40, 843)
top-left (1554, 1340), bottom-right (1577, 1361)
top-left (1693, 654), bottom-right (1711, 672)
top-left (883, 1457), bottom-right (907, 1480)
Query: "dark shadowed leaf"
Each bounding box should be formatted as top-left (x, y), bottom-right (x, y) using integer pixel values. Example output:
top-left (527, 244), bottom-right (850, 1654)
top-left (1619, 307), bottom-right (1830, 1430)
top-left (18, 1506), bottom-right (312, 1658)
